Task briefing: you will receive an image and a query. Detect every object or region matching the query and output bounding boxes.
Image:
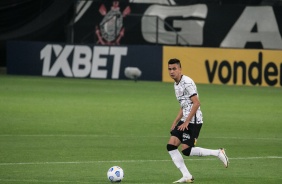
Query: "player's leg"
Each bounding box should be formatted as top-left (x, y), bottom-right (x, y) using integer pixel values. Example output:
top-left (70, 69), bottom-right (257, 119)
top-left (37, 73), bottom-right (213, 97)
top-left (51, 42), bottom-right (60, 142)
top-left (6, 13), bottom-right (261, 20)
top-left (181, 124), bottom-right (229, 168)
top-left (168, 121), bottom-right (194, 183)
top-left (184, 147), bottom-right (229, 168)
top-left (167, 136), bottom-right (193, 182)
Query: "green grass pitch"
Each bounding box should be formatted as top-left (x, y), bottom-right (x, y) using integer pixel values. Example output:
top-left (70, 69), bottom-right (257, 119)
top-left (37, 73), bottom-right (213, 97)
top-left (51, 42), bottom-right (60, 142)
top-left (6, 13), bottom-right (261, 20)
top-left (0, 75), bottom-right (281, 184)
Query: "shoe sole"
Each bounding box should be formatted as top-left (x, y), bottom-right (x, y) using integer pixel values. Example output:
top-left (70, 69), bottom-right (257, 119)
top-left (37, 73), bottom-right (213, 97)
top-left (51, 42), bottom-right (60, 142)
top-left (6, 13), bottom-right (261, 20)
top-left (220, 148), bottom-right (229, 168)
top-left (173, 177), bottom-right (194, 183)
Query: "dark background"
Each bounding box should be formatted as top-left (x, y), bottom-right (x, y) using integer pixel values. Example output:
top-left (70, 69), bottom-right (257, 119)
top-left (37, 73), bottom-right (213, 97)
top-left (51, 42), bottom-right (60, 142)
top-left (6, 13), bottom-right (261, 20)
top-left (1, 0), bottom-right (281, 68)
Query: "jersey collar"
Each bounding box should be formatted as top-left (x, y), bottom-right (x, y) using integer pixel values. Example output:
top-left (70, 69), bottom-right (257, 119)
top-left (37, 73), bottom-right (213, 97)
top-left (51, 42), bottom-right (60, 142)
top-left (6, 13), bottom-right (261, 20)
top-left (176, 75), bottom-right (183, 85)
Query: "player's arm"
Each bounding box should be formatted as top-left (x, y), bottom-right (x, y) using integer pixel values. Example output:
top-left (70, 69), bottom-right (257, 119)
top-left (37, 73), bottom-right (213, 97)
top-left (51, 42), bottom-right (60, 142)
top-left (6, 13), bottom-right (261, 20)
top-left (177, 95), bottom-right (200, 131)
top-left (170, 108), bottom-right (183, 131)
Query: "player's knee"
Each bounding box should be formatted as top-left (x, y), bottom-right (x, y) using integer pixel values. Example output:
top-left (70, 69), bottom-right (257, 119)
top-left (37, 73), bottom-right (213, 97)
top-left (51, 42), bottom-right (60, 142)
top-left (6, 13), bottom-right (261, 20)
top-left (167, 144), bottom-right (178, 151)
top-left (182, 147), bottom-right (192, 156)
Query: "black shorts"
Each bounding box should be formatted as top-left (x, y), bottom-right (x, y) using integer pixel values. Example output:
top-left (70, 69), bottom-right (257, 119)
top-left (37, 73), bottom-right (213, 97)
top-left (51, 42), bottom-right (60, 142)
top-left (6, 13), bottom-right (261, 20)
top-left (170, 121), bottom-right (202, 147)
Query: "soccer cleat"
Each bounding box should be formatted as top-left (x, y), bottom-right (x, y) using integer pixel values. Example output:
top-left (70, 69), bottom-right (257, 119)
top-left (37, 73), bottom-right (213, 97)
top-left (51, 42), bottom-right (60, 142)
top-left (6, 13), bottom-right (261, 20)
top-left (218, 148), bottom-right (229, 168)
top-left (173, 176), bottom-right (194, 183)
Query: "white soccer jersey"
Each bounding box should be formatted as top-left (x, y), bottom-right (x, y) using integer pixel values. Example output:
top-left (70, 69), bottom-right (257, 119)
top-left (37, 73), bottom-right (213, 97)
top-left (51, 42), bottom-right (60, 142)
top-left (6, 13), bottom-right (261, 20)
top-left (174, 75), bottom-right (203, 124)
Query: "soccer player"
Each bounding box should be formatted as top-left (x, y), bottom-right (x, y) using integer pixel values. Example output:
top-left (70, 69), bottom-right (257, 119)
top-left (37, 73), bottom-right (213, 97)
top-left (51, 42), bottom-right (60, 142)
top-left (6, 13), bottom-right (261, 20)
top-left (166, 58), bottom-right (229, 183)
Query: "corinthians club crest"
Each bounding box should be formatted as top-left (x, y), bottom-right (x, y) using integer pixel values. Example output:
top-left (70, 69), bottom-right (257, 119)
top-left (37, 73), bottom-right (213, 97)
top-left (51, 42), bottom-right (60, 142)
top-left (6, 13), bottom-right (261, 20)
top-left (95, 0), bottom-right (131, 45)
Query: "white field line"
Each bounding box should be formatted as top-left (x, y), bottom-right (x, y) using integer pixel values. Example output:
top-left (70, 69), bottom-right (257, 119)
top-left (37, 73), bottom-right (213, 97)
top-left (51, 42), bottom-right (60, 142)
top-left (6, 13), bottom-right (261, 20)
top-left (0, 134), bottom-right (281, 141)
top-left (0, 156), bottom-right (281, 166)
top-left (0, 179), bottom-right (162, 184)
top-left (0, 179), bottom-right (92, 183)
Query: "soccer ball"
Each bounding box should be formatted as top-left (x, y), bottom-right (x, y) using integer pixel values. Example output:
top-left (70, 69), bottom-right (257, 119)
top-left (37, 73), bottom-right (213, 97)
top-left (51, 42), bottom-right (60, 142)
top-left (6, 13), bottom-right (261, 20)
top-left (107, 166), bottom-right (124, 182)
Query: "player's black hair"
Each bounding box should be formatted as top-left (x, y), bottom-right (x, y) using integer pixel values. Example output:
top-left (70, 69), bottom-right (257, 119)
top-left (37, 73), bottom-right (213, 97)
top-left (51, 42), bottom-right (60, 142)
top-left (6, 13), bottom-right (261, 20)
top-left (168, 58), bottom-right (181, 68)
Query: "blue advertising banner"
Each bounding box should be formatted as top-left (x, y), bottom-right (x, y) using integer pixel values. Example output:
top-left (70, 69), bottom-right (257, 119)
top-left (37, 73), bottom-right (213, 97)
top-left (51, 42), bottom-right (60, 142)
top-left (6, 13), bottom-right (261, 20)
top-left (7, 41), bottom-right (162, 81)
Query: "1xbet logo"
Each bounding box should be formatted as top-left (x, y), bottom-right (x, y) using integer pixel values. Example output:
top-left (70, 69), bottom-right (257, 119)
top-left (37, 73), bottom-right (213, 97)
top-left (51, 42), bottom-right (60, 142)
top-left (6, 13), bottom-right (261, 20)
top-left (40, 45), bottom-right (127, 79)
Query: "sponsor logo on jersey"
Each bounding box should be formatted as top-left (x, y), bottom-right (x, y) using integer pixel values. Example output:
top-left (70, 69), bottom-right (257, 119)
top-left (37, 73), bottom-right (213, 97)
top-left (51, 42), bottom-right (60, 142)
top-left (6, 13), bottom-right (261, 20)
top-left (183, 133), bottom-right (190, 141)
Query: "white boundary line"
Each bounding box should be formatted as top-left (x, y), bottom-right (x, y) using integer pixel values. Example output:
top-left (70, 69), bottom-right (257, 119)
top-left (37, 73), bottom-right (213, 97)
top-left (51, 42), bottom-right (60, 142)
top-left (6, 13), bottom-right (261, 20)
top-left (0, 179), bottom-right (96, 184)
top-left (0, 134), bottom-right (281, 140)
top-left (0, 156), bottom-right (281, 166)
